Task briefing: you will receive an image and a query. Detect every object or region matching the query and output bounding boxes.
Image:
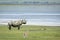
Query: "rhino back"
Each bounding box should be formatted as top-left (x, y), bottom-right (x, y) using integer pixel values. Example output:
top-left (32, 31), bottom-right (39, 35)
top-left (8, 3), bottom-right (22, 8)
top-left (12, 21), bottom-right (21, 25)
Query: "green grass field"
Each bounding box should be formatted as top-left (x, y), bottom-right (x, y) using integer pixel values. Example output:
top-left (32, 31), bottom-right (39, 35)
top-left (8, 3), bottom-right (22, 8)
top-left (0, 25), bottom-right (60, 40)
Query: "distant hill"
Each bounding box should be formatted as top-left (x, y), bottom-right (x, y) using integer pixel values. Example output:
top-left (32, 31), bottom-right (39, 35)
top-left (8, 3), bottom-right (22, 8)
top-left (0, 0), bottom-right (60, 5)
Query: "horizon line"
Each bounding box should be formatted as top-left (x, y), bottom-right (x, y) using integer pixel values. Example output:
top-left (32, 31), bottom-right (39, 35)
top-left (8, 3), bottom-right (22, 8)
top-left (0, 23), bottom-right (60, 26)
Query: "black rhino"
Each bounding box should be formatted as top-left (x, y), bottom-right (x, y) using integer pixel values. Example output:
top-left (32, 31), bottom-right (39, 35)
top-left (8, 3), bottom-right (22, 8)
top-left (8, 19), bottom-right (26, 30)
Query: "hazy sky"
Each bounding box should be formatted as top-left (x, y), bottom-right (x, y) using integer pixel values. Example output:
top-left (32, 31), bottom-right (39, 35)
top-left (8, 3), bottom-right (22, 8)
top-left (0, 0), bottom-right (60, 26)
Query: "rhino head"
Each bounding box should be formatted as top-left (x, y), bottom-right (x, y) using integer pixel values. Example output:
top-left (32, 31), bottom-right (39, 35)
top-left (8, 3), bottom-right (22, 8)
top-left (21, 19), bottom-right (26, 24)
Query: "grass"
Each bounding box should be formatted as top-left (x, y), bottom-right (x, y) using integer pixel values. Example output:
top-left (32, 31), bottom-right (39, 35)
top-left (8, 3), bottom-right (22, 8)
top-left (0, 25), bottom-right (60, 40)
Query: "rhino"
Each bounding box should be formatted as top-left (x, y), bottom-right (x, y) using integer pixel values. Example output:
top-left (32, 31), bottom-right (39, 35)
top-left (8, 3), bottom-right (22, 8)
top-left (8, 19), bottom-right (26, 30)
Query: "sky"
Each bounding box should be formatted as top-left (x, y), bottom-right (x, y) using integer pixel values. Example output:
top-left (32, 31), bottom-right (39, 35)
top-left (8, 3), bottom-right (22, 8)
top-left (0, 0), bottom-right (60, 26)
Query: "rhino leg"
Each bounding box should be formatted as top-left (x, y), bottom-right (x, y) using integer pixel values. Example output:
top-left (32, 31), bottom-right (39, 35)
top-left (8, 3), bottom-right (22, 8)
top-left (9, 25), bottom-right (11, 30)
top-left (18, 25), bottom-right (20, 30)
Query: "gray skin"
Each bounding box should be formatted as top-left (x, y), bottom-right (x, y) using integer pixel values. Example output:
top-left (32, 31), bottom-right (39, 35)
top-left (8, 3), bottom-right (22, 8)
top-left (8, 20), bottom-right (26, 30)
